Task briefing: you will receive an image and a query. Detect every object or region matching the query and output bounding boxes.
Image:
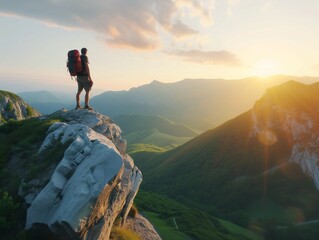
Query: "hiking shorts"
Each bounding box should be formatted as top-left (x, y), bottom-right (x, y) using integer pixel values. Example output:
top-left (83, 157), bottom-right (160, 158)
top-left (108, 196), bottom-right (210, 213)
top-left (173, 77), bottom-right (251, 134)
top-left (77, 75), bottom-right (91, 92)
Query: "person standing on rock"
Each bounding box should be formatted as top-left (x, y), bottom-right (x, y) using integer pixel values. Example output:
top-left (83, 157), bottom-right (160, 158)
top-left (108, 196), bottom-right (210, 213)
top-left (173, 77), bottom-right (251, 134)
top-left (76, 47), bottom-right (93, 110)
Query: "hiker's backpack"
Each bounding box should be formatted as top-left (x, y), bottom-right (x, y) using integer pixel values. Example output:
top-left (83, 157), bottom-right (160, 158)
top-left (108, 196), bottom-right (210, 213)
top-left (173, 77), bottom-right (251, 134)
top-left (67, 50), bottom-right (82, 76)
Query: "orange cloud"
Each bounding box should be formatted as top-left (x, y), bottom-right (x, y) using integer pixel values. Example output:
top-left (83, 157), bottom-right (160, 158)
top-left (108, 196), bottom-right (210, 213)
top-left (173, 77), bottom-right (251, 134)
top-left (0, 0), bottom-right (214, 50)
top-left (164, 49), bottom-right (241, 66)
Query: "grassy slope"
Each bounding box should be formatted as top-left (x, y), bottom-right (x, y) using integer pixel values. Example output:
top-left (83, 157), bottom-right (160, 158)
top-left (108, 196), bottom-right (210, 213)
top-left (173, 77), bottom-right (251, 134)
top-left (0, 118), bottom-right (62, 188)
top-left (125, 128), bottom-right (192, 149)
top-left (113, 115), bottom-right (198, 137)
top-left (113, 115), bottom-right (197, 153)
top-left (218, 219), bottom-right (262, 240)
top-left (114, 115), bottom-right (197, 153)
top-left (128, 143), bottom-right (167, 155)
top-left (0, 117), bottom-right (69, 239)
top-left (0, 90), bottom-right (22, 101)
top-left (136, 191), bottom-right (261, 240)
top-left (143, 211), bottom-right (192, 240)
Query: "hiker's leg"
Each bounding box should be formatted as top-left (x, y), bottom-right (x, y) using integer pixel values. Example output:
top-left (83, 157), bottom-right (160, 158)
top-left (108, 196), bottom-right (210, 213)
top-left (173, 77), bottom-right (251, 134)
top-left (85, 90), bottom-right (90, 106)
top-left (76, 78), bottom-right (84, 107)
top-left (76, 90), bottom-right (82, 106)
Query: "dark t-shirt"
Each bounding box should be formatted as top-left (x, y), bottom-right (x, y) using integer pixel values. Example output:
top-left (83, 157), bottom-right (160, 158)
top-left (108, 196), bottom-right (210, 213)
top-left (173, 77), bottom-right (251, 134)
top-left (78, 55), bottom-right (89, 76)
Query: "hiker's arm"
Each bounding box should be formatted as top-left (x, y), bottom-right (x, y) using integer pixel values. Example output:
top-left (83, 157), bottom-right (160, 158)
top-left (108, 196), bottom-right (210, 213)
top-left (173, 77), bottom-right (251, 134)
top-left (85, 62), bottom-right (92, 81)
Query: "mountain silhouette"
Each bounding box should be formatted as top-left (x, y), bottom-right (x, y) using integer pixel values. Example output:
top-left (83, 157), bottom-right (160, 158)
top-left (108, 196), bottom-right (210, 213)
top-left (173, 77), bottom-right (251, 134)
top-left (91, 75), bottom-right (319, 131)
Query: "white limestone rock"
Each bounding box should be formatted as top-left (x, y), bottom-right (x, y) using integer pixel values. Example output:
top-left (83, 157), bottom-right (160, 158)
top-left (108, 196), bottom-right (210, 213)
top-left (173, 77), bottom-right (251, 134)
top-left (25, 109), bottom-right (143, 239)
top-left (51, 109), bottom-right (127, 153)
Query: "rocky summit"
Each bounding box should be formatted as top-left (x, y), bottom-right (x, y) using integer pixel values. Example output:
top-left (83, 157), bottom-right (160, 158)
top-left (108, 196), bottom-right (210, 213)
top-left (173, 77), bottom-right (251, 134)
top-left (0, 90), bottom-right (41, 123)
top-left (21, 109), bottom-right (143, 239)
top-left (251, 81), bottom-right (319, 189)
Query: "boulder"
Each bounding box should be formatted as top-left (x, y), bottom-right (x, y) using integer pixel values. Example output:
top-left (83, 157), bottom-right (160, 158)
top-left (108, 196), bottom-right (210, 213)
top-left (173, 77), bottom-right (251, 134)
top-left (125, 214), bottom-right (161, 240)
top-left (24, 109), bottom-right (142, 239)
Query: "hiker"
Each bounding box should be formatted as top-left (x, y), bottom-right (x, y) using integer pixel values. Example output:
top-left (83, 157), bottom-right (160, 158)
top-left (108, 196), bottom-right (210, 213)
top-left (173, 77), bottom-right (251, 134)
top-left (75, 47), bottom-right (93, 110)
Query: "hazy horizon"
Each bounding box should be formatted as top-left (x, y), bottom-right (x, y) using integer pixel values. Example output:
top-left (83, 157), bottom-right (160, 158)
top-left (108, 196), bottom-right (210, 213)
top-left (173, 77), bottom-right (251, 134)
top-left (2, 74), bottom-right (319, 97)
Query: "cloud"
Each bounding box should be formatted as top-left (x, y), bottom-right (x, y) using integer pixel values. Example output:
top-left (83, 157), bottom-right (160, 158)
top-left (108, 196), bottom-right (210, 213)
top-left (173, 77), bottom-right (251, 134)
top-left (227, 0), bottom-right (240, 16)
top-left (164, 49), bottom-right (241, 66)
top-left (176, 0), bottom-right (214, 25)
top-left (0, 0), bottom-right (214, 50)
top-left (170, 20), bottom-right (199, 38)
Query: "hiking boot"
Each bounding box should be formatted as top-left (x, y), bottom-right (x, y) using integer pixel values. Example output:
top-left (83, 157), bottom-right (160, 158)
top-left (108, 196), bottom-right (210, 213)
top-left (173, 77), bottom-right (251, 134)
top-left (84, 105), bottom-right (93, 110)
top-left (75, 105), bottom-right (83, 110)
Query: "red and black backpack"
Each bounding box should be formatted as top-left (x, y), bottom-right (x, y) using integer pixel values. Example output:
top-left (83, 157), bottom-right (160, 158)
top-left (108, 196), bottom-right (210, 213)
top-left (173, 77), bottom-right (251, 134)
top-left (67, 50), bottom-right (82, 76)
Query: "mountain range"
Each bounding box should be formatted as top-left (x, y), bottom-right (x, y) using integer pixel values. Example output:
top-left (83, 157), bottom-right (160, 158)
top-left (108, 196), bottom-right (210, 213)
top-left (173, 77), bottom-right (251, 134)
top-left (17, 75), bottom-right (319, 131)
top-left (91, 75), bottom-right (319, 131)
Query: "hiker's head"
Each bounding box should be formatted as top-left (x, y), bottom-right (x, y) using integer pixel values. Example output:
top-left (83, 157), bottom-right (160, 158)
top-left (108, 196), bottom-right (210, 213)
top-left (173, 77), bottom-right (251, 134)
top-left (81, 48), bottom-right (87, 55)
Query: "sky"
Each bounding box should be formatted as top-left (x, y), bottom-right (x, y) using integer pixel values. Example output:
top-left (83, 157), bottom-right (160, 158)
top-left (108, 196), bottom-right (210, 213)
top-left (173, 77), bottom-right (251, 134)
top-left (1, 0), bottom-right (319, 94)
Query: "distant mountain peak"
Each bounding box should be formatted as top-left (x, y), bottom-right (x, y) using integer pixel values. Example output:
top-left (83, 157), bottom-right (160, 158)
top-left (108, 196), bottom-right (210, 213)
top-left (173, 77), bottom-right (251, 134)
top-left (267, 80), bottom-right (306, 90)
top-left (251, 82), bottom-right (319, 189)
top-left (0, 90), bottom-right (41, 123)
top-left (150, 79), bottom-right (163, 84)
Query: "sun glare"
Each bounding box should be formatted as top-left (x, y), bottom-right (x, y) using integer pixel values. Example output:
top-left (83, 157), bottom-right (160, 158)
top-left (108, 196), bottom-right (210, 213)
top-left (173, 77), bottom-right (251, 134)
top-left (252, 59), bottom-right (280, 77)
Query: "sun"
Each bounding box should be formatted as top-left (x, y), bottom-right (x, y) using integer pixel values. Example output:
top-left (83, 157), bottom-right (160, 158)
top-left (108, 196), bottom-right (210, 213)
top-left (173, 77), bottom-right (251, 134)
top-left (252, 59), bottom-right (280, 77)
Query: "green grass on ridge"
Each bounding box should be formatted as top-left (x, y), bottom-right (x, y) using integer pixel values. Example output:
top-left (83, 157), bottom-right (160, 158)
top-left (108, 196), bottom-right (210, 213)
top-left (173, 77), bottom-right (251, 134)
top-left (135, 190), bottom-right (261, 240)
